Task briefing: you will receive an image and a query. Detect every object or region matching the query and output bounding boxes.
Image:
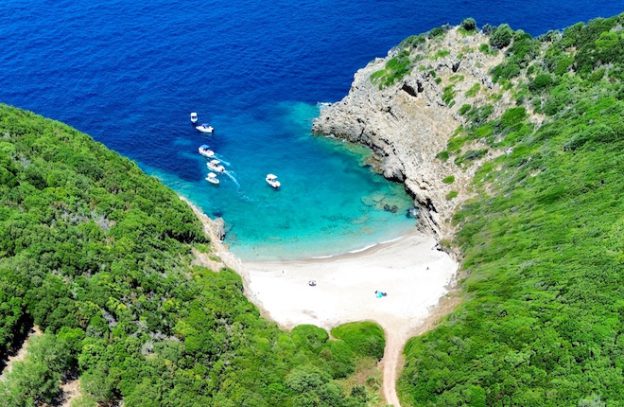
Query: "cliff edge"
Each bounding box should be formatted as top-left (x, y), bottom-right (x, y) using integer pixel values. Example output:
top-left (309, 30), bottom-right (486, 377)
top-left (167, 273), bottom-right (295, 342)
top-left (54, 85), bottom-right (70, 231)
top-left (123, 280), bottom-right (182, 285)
top-left (313, 26), bottom-right (519, 242)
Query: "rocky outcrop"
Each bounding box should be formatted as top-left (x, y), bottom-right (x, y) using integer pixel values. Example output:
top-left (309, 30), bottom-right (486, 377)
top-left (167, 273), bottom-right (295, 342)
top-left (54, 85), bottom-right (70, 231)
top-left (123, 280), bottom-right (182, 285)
top-left (313, 28), bottom-right (513, 242)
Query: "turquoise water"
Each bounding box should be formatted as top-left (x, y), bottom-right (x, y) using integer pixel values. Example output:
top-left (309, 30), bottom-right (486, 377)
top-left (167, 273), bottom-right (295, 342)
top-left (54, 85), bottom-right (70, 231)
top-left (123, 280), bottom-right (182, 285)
top-left (147, 102), bottom-right (415, 260)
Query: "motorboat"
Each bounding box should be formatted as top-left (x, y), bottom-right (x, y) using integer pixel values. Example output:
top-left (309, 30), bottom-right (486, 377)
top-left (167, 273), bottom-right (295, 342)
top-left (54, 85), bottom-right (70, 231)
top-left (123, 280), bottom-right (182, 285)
top-left (198, 145), bottom-right (215, 158)
top-left (195, 123), bottom-right (214, 134)
top-left (205, 172), bottom-right (220, 185)
top-left (265, 173), bottom-right (281, 189)
top-left (207, 159), bottom-right (225, 173)
top-left (190, 112), bottom-right (214, 134)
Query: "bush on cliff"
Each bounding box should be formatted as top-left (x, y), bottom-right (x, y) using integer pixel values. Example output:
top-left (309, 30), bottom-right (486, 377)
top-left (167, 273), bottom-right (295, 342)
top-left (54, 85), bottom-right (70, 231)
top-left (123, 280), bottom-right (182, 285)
top-left (461, 18), bottom-right (477, 32)
top-left (490, 24), bottom-right (514, 49)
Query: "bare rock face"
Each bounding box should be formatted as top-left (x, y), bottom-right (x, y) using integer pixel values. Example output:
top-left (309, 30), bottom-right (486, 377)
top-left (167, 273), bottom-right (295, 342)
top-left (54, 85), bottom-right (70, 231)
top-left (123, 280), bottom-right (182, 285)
top-left (313, 28), bottom-right (512, 242)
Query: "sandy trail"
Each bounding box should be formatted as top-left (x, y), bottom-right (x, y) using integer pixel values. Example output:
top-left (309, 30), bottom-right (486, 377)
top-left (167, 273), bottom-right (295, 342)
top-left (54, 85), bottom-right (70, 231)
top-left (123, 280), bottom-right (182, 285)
top-left (184, 198), bottom-right (458, 406)
top-left (0, 326), bottom-right (42, 382)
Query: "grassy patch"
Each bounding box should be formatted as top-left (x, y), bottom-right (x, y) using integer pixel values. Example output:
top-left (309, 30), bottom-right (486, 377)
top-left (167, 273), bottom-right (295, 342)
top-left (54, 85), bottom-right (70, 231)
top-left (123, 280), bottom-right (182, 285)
top-left (442, 175), bottom-right (456, 184)
top-left (445, 190), bottom-right (459, 200)
top-left (370, 51), bottom-right (413, 88)
top-left (465, 82), bottom-right (481, 98)
top-left (442, 85), bottom-right (456, 106)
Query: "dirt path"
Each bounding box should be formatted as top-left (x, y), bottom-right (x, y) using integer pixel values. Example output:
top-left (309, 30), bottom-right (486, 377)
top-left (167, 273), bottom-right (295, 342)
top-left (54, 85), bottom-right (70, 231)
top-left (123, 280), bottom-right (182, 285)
top-left (381, 327), bottom-right (407, 407)
top-left (0, 326), bottom-right (42, 381)
top-left (59, 379), bottom-right (81, 407)
top-left (380, 295), bottom-right (461, 406)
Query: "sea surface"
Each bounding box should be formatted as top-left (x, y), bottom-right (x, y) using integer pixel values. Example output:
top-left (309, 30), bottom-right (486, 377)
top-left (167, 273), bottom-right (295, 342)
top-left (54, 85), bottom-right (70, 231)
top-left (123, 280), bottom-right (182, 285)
top-left (2, 0), bottom-right (622, 259)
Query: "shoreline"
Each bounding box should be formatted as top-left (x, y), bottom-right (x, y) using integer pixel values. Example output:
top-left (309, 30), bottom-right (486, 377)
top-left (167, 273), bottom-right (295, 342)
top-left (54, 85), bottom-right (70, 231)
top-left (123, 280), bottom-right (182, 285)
top-left (182, 195), bottom-right (458, 332)
top-left (242, 230), bottom-right (457, 331)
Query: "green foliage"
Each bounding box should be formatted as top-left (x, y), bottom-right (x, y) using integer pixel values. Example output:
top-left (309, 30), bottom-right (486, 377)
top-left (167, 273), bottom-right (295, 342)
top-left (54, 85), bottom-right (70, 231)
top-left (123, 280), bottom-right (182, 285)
top-left (0, 331), bottom-right (79, 406)
top-left (459, 104), bottom-right (472, 116)
top-left (428, 26), bottom-right (448, 39)
top-left (331, 322), bottom-right (385, 360)
top-left (445, 190), bottom-right (458, 200)
top-left (0, 105), bottom-right (377, 406)
top-left (442, 85), bottom-right (456, 107)
top-left (490, 24), bottom-right (514, 49)
top-left (461, 18), bottom-right (477, 32)
top-left (478, 43), bottom-right (497, 56)
top-left (399, 34), bottom-right (426, 50)
top-left (432, 49), bottom-right (450, 60)
top-left (400, 13), bottom-right (624, 405)
top-left (465, 104), bottom-right (493, 126)
top-left (371, 50), bottom-right (413, 88)
top-left (436, 150), bottom-right (450, 161)
top-left (442, 175), bottom-right (455, 184)
top-left (529, 73), bottom-right (554, 91)
top-left (465, 83), bottom-right (481, 98)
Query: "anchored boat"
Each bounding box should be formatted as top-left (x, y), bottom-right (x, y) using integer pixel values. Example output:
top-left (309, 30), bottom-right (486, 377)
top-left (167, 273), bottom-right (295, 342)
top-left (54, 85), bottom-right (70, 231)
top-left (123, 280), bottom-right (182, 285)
top-left (198, 145), bottom-right (215, 158)
top-left (266, 173), bottom-right (281, 189)
top-left (205, 172), bottom-right (220, 185)
top-left (207, 159), bottom-right (225, 173)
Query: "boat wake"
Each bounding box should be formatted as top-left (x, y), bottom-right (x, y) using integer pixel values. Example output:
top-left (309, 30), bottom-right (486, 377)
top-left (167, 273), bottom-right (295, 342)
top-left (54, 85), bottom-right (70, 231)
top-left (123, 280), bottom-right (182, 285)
top-left (215, 155), bottom-right (232, 166)
top-left (223, 170), bottom-right (240, 188)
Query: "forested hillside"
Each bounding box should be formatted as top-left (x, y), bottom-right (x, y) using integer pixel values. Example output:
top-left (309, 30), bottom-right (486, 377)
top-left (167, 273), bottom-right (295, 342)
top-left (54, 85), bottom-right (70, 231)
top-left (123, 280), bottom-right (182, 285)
top-left (399, 14), bottom-right (624, 406)
top-left (0, 105), bottom-right (384, 406)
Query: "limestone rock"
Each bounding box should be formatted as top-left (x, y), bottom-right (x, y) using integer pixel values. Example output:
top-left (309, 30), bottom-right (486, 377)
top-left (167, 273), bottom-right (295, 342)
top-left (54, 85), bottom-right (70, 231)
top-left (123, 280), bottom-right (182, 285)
top-left (313, 28), bottom-right (513, 242)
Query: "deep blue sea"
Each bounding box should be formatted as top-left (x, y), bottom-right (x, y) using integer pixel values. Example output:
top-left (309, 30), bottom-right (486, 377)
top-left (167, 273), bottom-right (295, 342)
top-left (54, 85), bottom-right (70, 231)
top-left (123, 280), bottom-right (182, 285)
top-left (2, 0), bottom-right (622, 259)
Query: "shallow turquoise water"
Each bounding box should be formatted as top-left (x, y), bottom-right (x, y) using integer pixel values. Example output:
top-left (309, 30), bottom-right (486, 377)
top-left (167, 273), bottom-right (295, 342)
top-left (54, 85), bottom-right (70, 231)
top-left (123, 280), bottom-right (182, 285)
top-left (147, 102), bottom-right (416, 260)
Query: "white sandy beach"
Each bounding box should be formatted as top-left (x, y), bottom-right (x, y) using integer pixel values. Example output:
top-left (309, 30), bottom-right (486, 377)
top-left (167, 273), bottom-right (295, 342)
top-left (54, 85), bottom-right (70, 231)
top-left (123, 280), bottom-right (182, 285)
top-left (242, 232), bottom-right (457, 331)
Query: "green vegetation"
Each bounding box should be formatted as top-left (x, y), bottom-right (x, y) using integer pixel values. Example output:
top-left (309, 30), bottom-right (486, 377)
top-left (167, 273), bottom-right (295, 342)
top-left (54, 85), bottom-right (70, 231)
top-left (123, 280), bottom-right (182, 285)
top-left (432, 49), bottom-right (450, 60)
top-left (445, 191), bottom-right (458, 200)
top-left (489, 24), bottom-right (514, 49)
top-left (458, 104), bottom-right (472, 116)
top-left (400, 13), bottom-right (624, 406)
top-left (428, 26), bottom-right (448, 39)
top-left (461, 18), bottom-right (477, 32)
top-left (465, 83), bottom-right (481, 98)
top-left (442, 175), bottom-right (455, 184)
top-left (0, 105), bottom-right (383, 406)
top-left (442, 85), bottom-right (456, 107)
top-left (491, 30), bottom-right (540, 82)
top-left (370, 50), bottom-right (413, 88)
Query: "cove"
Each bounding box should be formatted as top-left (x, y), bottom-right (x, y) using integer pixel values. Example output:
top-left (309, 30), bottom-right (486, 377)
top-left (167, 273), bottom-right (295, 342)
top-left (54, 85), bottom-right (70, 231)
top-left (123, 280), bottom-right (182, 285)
top-left (146, 101), bottom-right (415, 260)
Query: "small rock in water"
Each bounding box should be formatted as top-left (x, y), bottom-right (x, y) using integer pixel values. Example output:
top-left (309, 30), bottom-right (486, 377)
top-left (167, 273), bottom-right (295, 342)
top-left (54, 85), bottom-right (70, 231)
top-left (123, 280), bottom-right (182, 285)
top-left (383, 204), bottom-right (399, 213)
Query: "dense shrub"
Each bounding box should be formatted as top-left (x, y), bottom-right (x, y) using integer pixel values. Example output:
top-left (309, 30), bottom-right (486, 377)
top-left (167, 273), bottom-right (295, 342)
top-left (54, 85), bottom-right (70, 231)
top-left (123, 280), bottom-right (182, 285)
top-left (331, 322), bottom-right (385, 360)
top-left (461, 18), bottom-right (477, 32)
top-left (490, 24), bottom-right (514, 49)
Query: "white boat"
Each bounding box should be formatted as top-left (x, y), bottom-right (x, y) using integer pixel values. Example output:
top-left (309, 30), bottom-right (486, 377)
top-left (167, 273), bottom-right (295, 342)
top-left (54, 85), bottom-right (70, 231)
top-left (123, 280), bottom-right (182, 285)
top-left (195, 124), bottom-right (214, 134)
top-left (205, 172), bottom-right (220, 185)
top-left (198, 145), bottom-right (215, 158)
top-left (190, 112), bottom-right (214, 134)
top-left (266, 173), bottom-right (281, 189)
top-left (207, 159), bottom-right (225, 173)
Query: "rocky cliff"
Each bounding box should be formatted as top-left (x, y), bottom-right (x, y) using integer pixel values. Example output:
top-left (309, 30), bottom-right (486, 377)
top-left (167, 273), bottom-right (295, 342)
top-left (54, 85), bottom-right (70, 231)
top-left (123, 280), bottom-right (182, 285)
top-left (313, 27), bottom-right (518, 243)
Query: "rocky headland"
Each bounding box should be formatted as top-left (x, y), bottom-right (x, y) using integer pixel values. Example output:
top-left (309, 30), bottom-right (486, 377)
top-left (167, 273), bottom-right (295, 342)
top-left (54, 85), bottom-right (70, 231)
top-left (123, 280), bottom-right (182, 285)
top-left (313, 26), bottom-right (522, 245)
